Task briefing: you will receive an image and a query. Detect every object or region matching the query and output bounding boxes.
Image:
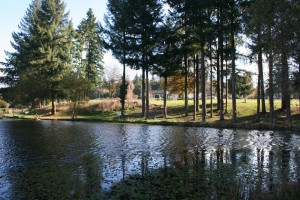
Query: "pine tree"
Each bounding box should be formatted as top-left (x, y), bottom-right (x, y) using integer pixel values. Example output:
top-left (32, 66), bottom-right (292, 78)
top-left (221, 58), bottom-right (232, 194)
top-left (153, 18), bottom-right (182, 118)
top-left (77, 8), bottom-right (104, 86)
top-left (3, 0), bottom-right (45, 107)
top-left (244, 0), bottom-right (267, 121)
top-left (291, 0), bottom-right (300, 112)
top-left (166, 0), bottom-right (191, 117)
top-left (191, 0), bottom-right (213, 121)
top-left (105, 0), bottom-right (163, 118)
top-left (34, 0), bottom-right (73, 115)
top-left (276, 0), bottom-right (295, 123)
top-left (104, 0), bottom-right (130, 117)
top-left (4, 0), bottom-right (73, 114)
top-left (229, 70), bottom-right (254, 102)
top-left (228, 0), bottom-right (245, 122)
top-left (131, 0), bottom-right (163, 119)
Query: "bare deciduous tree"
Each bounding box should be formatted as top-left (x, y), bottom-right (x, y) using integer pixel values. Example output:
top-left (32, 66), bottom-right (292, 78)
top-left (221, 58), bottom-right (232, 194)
top-left (105, 63), bottom-right (121, 98)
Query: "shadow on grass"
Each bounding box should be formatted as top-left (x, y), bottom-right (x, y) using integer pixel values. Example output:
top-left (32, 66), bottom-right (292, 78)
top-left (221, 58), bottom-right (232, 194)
top-left (119, 102), bottom-right (300, 130)
top-left (16, 100), bottom-right (299, 130)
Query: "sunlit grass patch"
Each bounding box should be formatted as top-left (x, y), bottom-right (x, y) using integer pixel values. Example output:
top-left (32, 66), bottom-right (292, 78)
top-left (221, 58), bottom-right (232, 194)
top-left (3, 98), bottom-right (300, 130)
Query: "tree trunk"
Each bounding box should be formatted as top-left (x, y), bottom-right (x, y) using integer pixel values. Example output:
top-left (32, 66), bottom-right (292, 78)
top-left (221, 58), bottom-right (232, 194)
top-left (268, 51), bottom-right (274, 124)
top-left (219, 41), bottom-right (224, 121)
top-left (258, 44), bottom-right (263, 118)
top-left (219, 5), bottom-right (224, 121)
top-left (281, 49), bottom-right (287, 110)
top-left (146, 67), bottom-right (150, 119)
top-left (261, 73), bottom-right (266, 113)
top-left (257, 72), bottom-right (261, 122)
top-left (196, 55), bottom-right (200, 112)
top-left (142, 68), bottom-right (145, 118)
top-left (121, 62), bottom-right (126, 117)
top-left (184, 54), bottom-right (189, 117)
top-left (216, 6), bottom-right (221, 111)
top-left (201, 42), bottom-right (206, 122)
top-left (225, 52), bottom-right (228, 113)
top-left (281, 62), bottom-right (287, 110)
top-left (121, 31), bottom-right (126, 117)
top-left (258, 32), bottom-right (266, 113)
top-left (72, 102), bottom-right (77, 120)
top-left (281, 49), bottom-right (292, 123)
top-left (225, 58), bottom-right (228, 113)
top-left (193, 56), bottom-right (197, 121)
top-left (231, 28), bottom-right (237, 122)
top-left (225, 36), bottom-right (228, 113)
top-left (210, 44), bottom-right (213, 118)
top-left (163, 76), bottom-right (168, 119)
top-left (51, 93), bottom-right (56, 115)
top-left (216, 43), bottom-right (220, 110)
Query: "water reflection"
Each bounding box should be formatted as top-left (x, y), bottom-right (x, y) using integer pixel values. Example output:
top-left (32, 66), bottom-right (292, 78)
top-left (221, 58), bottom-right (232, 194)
top-left (0, 120), bottom-right (299, 199)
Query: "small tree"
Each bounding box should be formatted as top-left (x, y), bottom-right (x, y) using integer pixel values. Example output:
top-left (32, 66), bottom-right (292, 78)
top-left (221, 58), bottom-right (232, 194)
top-left (119, 80), bottom-right (128, 116)
top-left (104, 64), bottom-right (121, 98)
top-left (126, 81), bottom-right (136, 100)
top-left (229, 71), bottom-right (254, 102)
top-left (62, 72), bottom-right (92, 119)
top-left (132, 75), bottom-right (142, 97)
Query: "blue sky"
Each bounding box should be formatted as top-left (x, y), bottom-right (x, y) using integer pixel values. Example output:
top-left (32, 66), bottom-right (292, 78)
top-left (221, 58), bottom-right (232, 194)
top-left (0, 0), bottom-right (139, 79)
top-left (0, 0), bottom-right (108, 64)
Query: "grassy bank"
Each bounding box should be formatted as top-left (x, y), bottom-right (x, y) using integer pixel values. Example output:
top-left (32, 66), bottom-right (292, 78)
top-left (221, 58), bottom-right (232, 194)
top-left (3, 99), bottom-right (300, 130)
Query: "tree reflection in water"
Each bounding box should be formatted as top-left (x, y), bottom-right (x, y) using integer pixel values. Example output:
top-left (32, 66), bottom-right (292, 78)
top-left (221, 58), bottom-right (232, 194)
top-left (106, 128), bottom-right (300, 199)
top-left (0, 121), bottom-right (300, 199)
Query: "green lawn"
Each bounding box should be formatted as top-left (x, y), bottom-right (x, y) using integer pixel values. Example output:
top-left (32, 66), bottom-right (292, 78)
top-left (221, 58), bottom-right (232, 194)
top-left (3, 98), bottom-right (300, 130)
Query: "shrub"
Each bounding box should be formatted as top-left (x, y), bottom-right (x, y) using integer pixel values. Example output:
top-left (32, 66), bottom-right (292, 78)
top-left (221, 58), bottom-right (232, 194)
top-left (0, 99), bottom-right (9, 108)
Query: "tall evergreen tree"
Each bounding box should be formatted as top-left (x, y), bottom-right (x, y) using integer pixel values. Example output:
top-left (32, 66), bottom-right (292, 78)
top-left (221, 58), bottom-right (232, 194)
top-left (185, 0), bottom-right (212, 122)
top-left (245, 0), bottom-right (297, 123)
top-left (3, 0), bottom-right (47, 107)
top-left (153, 18), bottom-right (182, 118)
top-left (4, 0), bottom-right (40, 85)
top-left (166, 0), bottom-right (192, 117)
top-left (34, 0), bottom-right (73, 115)
top-left (228, 0), bottom-right (245, 122)
top-left (276, 0), bottom-right (295, 123)
top-left (217, 0), bottom-right (225, 121)
top-left (291, 0), bottom-right (300, 111)
top-left (123, 0), bottom-right (163, 118)
top-left (244, 0), bottom-right (266, 121)
top-left (105, 0), bottom-right (163, 118)
top-left (3, 0), bottom-right (73, 114)
top-left (2, 0), bottom-right (43, 104)
top-left (104, 0), bottom-right (130, 117)
top-left (77, 8), bottom-right (104, 86)
top-left (259, 0), bottom-right (276, 124)
top-left (229, 70), bottom-right (254, 102)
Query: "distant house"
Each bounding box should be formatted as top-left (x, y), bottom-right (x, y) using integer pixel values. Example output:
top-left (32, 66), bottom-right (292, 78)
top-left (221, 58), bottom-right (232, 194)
top-left (151, 90), bottom-right (166, 99)
top-left (144, 90), bottom-right (178, 100)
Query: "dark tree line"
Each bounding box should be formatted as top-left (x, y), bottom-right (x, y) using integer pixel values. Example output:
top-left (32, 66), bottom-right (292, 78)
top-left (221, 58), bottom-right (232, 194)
top-left (1, 0), bottom-right (299, 123)
top-left (245, 0), bottom-right (300, 123)
top-left (104, 0), bottom-right (299, 123)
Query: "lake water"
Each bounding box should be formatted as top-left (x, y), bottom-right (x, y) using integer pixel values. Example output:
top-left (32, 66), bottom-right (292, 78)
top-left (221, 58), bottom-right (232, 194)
top-left (0, 120), bottom-right (300, 199)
